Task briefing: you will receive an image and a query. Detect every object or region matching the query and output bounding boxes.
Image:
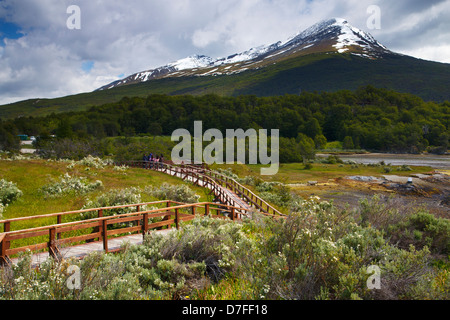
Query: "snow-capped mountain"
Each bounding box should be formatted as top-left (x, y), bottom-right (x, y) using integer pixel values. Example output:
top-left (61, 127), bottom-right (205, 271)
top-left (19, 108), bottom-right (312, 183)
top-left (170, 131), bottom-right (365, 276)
top-left (97, 18), bottom-right (392, 91)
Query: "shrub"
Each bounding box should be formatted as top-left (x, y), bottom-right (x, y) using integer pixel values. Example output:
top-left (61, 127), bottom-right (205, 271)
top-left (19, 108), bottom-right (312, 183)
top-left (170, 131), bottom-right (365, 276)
top-left (81, 187), bottom-right (144, 219)
top-left (0, 196), bottom-right (446, 301)
top-left (403, 211), bottom-right (450, 255)
top-left (0, 179), bottom-right (23, 206)
top-left (325, 155), bottom-right (343, 164)
top-left (144, 183), bottom-right (200, 203)
top-left (358, 196), bottom-right (450, 256)
top-left (113, 165), bottom-right (128, 173)
top-left (78, 155), bottom-right (114, 169)
top-left (40, 173), bottom-right (103, 198)
top-left (36, 138), bottom-right (101, 160)
top-left (304, 163), bottom-right (313, 170)
top-left (382, 166), bottom-right (392, 173)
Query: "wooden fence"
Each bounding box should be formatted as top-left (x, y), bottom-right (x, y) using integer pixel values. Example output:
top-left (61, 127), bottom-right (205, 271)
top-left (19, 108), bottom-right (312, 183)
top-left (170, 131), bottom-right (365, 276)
top-left (0, 200), bottom-right (252, 266)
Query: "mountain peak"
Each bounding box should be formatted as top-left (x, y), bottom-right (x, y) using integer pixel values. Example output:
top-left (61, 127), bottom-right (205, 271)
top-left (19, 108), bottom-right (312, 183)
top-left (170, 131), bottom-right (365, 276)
top-left (97, 18), bottom-right (392, 91)
top-left (284, 17), bottom-right (387, 55)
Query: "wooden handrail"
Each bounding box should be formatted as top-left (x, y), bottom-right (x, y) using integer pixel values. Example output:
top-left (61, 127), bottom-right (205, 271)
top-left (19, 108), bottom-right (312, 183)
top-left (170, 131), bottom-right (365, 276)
top-left (0, 200), bottom-right (176, 226)
top-left (0, 201), bottom-right (258, 265)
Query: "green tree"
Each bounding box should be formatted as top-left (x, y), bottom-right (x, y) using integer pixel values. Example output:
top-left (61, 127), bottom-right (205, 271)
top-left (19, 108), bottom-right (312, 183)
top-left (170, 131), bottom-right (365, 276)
top-left (55, 119), bottom-right (73, 139)
top-left (297, 133), bottom-right (316, 163)
top-left (314, 134), bottom-right (327, 150)
top-left (343, 136), bottom-right (354, 150)
top-left (304, 118), bottom-right (322, 139)
top-left (0, 125), bottom-right (20, 152)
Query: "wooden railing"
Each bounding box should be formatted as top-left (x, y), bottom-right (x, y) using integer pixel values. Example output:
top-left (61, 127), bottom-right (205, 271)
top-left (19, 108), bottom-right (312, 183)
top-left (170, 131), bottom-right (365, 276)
top-left (186, 165), bottom-right (284, 217)
top-left (0, 200), bottom-right (252, 266)
top-left (116, 161), bottom-right (284, 217)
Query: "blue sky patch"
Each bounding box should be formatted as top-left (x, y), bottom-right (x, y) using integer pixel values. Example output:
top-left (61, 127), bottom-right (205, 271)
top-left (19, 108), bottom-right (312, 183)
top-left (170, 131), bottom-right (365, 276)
top-left (0, 19), bottom-right (24, 45)
top-left (82, 61), bottom-right (95, 73)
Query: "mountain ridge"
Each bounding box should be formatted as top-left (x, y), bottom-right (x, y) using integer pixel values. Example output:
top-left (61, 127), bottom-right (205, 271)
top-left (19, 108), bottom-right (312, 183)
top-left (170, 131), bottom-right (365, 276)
top-left (97, 18), bottom-right (394, 91)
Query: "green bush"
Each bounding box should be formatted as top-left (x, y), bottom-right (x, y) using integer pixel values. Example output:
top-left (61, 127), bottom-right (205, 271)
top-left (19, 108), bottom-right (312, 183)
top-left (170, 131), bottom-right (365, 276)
top-left (81, 187), bottom-right (143, 220)
top-left (382, 166), bottom-right (392, 173)
top-left (406, 211), bottom-right (450, 254)
top-left (325, 155), bottom-right (343, 164)
top-left (144, 183), bottom-right (200, 204)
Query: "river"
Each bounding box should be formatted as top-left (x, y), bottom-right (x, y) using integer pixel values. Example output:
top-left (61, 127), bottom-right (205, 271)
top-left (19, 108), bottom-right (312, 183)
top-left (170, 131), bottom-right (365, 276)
top-left (318, 153), bottom-right (450, 170)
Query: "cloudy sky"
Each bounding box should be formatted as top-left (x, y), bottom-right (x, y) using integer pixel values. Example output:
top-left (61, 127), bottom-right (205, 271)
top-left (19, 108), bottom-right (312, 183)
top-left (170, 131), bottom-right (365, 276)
top-left (0, 0), bottom-right (449, 105)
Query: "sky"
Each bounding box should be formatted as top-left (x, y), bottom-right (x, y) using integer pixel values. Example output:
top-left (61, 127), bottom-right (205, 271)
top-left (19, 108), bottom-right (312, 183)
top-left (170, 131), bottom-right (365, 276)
top-left (0, 0), bottom-right (450, 105)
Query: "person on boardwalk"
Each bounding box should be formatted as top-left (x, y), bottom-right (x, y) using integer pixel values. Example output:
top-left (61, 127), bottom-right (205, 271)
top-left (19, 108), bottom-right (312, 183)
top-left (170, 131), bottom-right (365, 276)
top-left (142, 154), bottom-right (147, 168)
top-left (159, 154), bottom-right (164, 169)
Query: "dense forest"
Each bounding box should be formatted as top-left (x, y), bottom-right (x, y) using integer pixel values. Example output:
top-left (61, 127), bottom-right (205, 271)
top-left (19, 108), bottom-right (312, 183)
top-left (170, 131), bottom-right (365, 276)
top-left (1, 86), bottom-right (448, 161)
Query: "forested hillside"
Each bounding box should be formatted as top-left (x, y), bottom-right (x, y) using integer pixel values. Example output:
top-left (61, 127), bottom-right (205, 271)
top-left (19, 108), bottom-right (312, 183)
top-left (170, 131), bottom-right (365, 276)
top-left (1, 86), bottom-right (448, 160)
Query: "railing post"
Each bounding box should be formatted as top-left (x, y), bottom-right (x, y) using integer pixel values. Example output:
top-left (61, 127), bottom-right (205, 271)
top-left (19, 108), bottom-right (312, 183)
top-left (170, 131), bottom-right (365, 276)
top-left (136, 205), bottom-right (141, 231)
top-left (57, 214), bottom-right (62, 240)
top-left (142, 213), bottom-right (148, 239)
top-left (0, 233), bottom-right (8, 266)
top-left (175, 208), bottom-right (180, 230)
top-left (91, 209), bottom-right (103, 242)
top-left (158, 201), bottom-right (171, 230)
top-left (205, 203), bottom-right (210, 216)
top-left (192, 206), bottom-right (196, 216)
top-left (102, 219), bottom-right (108, 253)
top-left (231, 207), bottom-right (235, 221)
top-left (3, 221), bottom-right (10, 234)
top-left (1, 222), bottom-right (10, 261)
top-left (48, 227), bottom-right (60, 261)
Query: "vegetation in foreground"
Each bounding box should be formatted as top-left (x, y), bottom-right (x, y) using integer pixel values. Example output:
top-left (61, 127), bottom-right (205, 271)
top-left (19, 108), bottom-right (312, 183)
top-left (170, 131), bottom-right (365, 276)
top-left (0, 195), bottom-right (448, 300)
top-left (0, 154), bottom-right (448, 300)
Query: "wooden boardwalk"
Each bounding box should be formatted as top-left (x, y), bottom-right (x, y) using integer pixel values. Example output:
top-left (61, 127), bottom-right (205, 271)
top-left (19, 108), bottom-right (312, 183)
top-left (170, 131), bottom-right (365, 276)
top-left (1, 162), bottom-right (283, 268)
top-left (10, 229), bottom-right (173, 268)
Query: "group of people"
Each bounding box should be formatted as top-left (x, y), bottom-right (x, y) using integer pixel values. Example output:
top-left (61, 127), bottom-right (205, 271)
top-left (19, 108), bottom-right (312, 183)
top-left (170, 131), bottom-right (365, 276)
top-left (142, 152), bottom-right (164, 169)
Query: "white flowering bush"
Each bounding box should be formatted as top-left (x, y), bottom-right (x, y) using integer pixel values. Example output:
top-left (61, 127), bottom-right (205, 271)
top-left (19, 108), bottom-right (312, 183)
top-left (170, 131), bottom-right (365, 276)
top-left (145, 183), bottom-right (200, 203)
top-left (63, 155), bottom-right (114, 169)
top-left (0, 179), bottom-right (23, 211)
top-left (113, 164), bottom-right (128, 173)
top-left (40, 173), bottom-right (103, 198)
top-left (81, 187), bottom-right (145, 220)
top-left (78, 155), bottom-right (114, 168)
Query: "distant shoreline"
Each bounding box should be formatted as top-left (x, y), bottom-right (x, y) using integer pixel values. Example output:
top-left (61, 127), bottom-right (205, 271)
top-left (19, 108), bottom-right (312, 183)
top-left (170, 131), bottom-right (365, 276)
top-left (317, 152), bottom-right (450, 170)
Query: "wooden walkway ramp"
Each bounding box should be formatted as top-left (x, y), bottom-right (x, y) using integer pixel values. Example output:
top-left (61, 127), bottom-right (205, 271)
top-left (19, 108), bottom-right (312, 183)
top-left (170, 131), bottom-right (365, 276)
top-left (120, 161), bottom-right (282, 216)
top-left (1, 162), bottom-right (283, 268)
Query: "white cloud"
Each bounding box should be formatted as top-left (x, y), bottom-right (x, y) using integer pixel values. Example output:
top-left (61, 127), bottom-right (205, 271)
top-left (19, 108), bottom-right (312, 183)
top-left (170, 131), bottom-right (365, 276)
top-left (0, 0), bottom-right (449, 105)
